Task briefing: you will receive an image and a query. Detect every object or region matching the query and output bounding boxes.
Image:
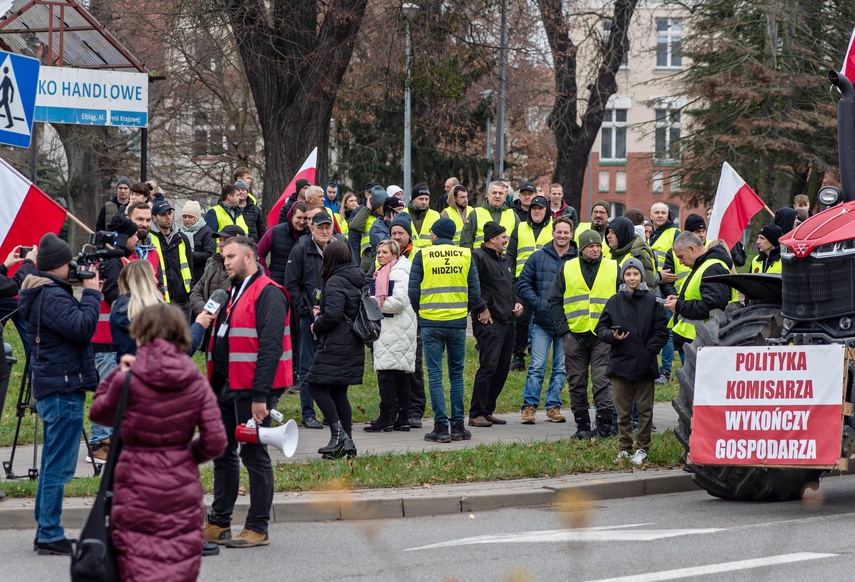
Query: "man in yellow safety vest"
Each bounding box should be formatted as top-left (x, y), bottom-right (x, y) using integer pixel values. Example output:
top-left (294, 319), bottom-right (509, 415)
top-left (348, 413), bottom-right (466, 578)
top-left (459, 181), bottom-right (518, 249)
top-left (751, 225), bottom-right (783, 274)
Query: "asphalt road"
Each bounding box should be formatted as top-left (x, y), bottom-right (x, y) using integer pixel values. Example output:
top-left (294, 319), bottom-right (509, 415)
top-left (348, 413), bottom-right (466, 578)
top-left (6, 473), bottom-right (855, 581)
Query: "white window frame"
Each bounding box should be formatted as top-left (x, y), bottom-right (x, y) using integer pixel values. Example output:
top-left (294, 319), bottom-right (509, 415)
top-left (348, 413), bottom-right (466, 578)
top-left (598, 170), bottom-right (610, 192)
top-left (656, 18), bottom-right (683, 69)
top-left (615, 171), bottom-right (627, 193)
top-left (654, 108), bottom-right (681, 162)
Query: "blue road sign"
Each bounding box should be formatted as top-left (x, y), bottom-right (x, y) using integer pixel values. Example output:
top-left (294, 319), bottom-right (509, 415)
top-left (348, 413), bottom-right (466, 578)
top-left (0, 50), bottom-right (39, 148)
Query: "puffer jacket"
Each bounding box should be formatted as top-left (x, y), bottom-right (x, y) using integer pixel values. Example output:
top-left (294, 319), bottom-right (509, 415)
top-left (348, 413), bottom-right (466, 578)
top-left (91, 338), bottom-right (226, 582)
top-left (306, 263), bottom-right (367, 385)
top-left (372, 257), bottom-right (417, 373)
top-left (188, 253), bottom-right (229, 317)
top-left (242, 195), bottom-right (267, 241)
top-left (18, 271), bottom-right (100, 399)
top-left (518, 240), bottom-right (578, 330)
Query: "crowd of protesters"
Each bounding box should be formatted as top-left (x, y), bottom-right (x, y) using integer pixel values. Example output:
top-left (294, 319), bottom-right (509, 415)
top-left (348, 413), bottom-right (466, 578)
top-left (0, 167), bottom-right (803, 566)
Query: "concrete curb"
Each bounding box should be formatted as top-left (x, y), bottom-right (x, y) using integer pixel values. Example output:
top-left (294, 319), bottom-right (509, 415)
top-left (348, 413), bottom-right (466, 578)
top-left (0, 468), bottom-right (699, 530)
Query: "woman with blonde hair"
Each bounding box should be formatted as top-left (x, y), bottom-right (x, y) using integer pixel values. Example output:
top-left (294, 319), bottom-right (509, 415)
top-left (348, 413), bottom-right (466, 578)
top-left (339, 192), bottom-right (358, 237)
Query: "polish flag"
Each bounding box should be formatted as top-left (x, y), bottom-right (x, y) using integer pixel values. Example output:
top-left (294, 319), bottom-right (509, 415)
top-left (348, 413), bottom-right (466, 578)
top-left (0, 156), bottom-right (67, 264)
top-left (706, 162), bottom-right (766, 248)
top-left (843, 24), bottom-right (855, 81)
top-left (267, 147), bottom-right (318, 228)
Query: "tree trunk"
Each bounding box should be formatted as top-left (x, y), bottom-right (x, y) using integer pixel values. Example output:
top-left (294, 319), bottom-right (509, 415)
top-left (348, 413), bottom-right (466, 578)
top-left (225, 0), bottom-right (368, 216)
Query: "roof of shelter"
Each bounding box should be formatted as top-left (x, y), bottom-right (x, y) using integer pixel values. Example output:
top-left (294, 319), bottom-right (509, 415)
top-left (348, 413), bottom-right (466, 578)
top-left (0, 0), bottom-right (148, 73)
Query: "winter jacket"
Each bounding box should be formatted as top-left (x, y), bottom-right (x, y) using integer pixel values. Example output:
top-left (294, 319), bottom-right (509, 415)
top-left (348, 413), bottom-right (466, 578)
top-left (511, 199), bottom-right (530, 221)
top-left (518, 240), bottom-right (578, 330)
top-left (372, 257), bottom-right (417, 373)
top-left (90, 339), bottom-right (227, 582)
top-left (189, 253), bottom-right (229, 316)
top-left (96, 196), bottom-right (128, 232)
top-left (0, 259), bottom-right (34, 297)
top-left (459, 201), bottom-right (520, 248)
top-left (470, 245), bottom-right (515, 324)
top-left (18, 271), bottom-right (100, 399)
top-left (241, 195), bottom-right (267, 241)
top-left (258, 221), bottom-right (308, 285)
top-left (368, 217), bottom-right (392, 257)
top-left (347, 204), bottom-right (371, 262)
top-left (284, 234), bottom-right (346, 319)
top-left (674, 244), bottom-right (734, 322)
top-left (608, 219), bottom-right (656, 289)
top-left (596, 260), bottom-right (670, 381)
top-left (306, 264), bottom-right (366, 385)
top-left (186, 224), bottom-right (215, 287)
top-left (278, 192), bottom-right (300, 225)
top-left (551, 202), bottom-right (579, 227)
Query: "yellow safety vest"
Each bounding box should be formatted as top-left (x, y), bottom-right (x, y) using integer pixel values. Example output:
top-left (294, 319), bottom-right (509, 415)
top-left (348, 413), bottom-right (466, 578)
top-left (338, 212), bottom-right (349, 236)
top-left (403, 208), bottom-right (441, 249)
top-left (473, 207), bottom-right (516, 247)
top-left (150, 233), bottom-right (192, 303)
top-left (445, 205), bottom-right (473, 245)
top-left (561, 257), bottom-right (618, 334)
top-left (750, 254), bottom-right (782, 274)
top-left (419, 244), bottom-right (471, 321)
top-left (670, 241), bottom-right (710, 293)
top-left (668, 257), bottom-right (730, 341)
top-left (360, 215), bottom-right (377, 257)
top-left (212, 203), bottom-right (249, 234)
top-left (573, 222), bottom-right (610, 254)
top-left (650, 226), bottom-right (680, 271)
top-left (514, 222), bottom-right (553, 277)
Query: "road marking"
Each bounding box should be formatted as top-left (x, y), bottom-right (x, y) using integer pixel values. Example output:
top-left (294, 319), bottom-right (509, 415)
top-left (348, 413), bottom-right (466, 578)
top-left (587, 552), bottom-right (836, 582)
top-left (404, 524), bottom-right (722, 551)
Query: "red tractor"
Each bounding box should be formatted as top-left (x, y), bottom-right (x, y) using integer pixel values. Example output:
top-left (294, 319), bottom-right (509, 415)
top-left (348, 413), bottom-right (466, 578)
top-left (673, 70), bottom-right (855, 500)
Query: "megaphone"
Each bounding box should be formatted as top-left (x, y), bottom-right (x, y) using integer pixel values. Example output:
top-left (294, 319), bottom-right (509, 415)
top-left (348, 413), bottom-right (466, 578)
top-left (235, 417), bottom-right (299, 457)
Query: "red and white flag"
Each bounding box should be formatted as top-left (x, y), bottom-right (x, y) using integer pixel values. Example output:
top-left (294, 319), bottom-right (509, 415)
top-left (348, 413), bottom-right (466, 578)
top-left (266, 147), bottom-right (318, 228)
top-left (843, 23), bottom-right (855, 81)
top-left (0, 156), bottom-right (67, 263)
top-left (706, 162), bottom-right (766, 248)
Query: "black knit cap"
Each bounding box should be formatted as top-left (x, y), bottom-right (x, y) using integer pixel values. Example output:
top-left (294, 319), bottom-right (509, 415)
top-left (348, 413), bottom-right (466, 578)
top-left (759, 224), bottom-right (783, 247)
top-left (37, 233), bottom-right (73, 271)
top-left (684, 213), bottom-right (706, 233)
top-left (482, 221), bottom-right (507, 242)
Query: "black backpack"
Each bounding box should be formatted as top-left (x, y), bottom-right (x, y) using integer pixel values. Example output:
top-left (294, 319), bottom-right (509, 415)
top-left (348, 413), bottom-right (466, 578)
top-left (346, 285), bottom-right (383, 345)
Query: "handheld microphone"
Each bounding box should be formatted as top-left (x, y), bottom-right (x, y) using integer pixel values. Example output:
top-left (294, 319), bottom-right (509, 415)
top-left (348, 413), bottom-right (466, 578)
top-left (204, 288), bottom-right (230, 316)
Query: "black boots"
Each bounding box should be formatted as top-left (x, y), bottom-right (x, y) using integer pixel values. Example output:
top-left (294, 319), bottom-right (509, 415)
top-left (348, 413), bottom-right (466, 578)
top-left (363, 414), bottom-right (394, 432)
top-left (572, 410), bottom-right (591, 439)
top-left (318, 421), bottom-right (357, 458)
top-left (588, 408), bottom-right (617, 438)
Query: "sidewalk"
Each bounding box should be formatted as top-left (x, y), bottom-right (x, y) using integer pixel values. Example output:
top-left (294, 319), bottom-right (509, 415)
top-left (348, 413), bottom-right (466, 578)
top-left (0, 402), bottom-right (699, 529)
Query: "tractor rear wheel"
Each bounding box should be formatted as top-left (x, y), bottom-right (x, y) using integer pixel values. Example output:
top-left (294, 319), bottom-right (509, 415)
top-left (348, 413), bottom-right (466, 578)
top-left (672, 302), bottom-right (823, 501)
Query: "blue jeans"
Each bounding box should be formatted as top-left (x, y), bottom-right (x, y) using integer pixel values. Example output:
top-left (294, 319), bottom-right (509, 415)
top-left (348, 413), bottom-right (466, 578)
top-left (89, 352), bottom-right (117, 444)
top-left (522, 325), bottom-right (566, 410)
top-left (421, 326), bottom-right (466, 426)
top-left (35, 391), bottom-right (84, 543)
top-left (659, 309), bottom-right (674, 377)
top-left (298, 314), bottom-right (318, 421)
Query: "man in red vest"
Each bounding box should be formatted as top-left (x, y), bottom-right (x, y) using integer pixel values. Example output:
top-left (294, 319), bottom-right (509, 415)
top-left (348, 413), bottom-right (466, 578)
top-left (205, 235), bottom-right (292, 549)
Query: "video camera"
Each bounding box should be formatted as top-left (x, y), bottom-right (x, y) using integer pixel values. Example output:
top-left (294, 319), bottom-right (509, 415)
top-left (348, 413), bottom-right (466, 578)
top-left (67, 231), bottom-right (128, 281)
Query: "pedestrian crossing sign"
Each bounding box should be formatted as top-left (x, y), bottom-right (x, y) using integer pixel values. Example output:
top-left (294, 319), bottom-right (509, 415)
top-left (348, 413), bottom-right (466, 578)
top-left (0, 50), bottom-right (39, 148)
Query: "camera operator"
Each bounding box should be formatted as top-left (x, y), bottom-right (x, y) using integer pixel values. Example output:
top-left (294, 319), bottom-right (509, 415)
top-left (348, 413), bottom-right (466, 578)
top-left (0, 244), bottom-right (38, 352)
top-left (19, 233), bottom-right (100, 556)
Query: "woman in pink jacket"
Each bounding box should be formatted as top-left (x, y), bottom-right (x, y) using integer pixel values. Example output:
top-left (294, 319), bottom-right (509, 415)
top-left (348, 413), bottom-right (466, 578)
top-left (91, 303), bottom-right (227, 582)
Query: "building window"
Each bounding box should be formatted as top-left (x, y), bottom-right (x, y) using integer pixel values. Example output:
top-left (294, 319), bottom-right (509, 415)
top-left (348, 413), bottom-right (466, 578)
top-left (601, 108), bottom-right (627, 161)
top-left (602, 18), bottom-right (628, 68)
top-left (654, 109), bottom-right (681, 162)
top-left (598, 171), bottom-right (610, 192)
top-left (615, 171), bottom-right (626, 192)
top-left (610, 202), bottom-right (626, 217)
top-left (193, 112), bottom-right (226, 157)
top-left (656, 18), bottom-right (682, 69)
top-left (652, 171), bottom-right (664, 193)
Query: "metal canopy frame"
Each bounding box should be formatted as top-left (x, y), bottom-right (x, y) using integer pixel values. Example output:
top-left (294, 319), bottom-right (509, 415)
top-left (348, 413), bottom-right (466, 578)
top-left (0, 0), bottom-right (149, 73)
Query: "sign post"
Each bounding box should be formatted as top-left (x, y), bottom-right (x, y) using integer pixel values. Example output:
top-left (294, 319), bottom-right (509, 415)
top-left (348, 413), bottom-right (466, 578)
top-left (0, 50), bottom-right (40, 148)
top-left (690, 344), bottom-right (846, 468)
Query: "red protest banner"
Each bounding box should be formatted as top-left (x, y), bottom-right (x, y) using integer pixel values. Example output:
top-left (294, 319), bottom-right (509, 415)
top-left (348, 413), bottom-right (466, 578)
top-left (689, 345), bottom-right (845, 467)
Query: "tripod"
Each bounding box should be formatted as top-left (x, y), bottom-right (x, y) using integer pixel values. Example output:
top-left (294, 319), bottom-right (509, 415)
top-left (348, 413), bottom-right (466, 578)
top-left (0, 312), bottom-right (103, 479)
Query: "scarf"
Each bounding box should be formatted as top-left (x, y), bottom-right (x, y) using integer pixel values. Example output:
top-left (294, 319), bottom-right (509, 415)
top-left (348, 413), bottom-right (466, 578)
top-left (180, 220), bottom-right (205, 252)
top-left (373, 258), bottom-right (396, 309)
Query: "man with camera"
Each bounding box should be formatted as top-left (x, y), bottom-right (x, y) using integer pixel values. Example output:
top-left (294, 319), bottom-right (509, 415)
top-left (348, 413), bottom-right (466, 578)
top-left (19, 233), bottom-right (100, 556)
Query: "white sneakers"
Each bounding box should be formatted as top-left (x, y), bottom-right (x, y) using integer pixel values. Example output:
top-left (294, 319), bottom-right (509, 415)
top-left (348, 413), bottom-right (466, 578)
top-left (615, 449), bottom-right (647, 465)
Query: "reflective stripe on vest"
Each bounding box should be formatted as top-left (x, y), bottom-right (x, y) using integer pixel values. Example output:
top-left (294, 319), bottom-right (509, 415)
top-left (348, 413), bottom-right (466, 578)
top-left (561, 257), bottom-right (618, 333)
top-left (150, 235), bottom-right (192, 303)
top-left (668, 257), bottom-right (730, 341)
top-left (751, 255), bottom-right (782, 274)
top-left (207, 274), bottom-right (294, 390)
top-left (446, 206), bottom-right (473, 245)
top-left (650, 227), bottom-right (680, 271)
top-left (419, 244), bottom-right (471, 321)
top-left (91, 302), bottom-right (114, 344)
top-left (515, 222), bottom-right (553, 277)
top-left (360, 215), bottom-right (377, 256)
top-left (474, 207), bottom-right (516, 247)
top-left (404, 208), bottom-right (441, 248)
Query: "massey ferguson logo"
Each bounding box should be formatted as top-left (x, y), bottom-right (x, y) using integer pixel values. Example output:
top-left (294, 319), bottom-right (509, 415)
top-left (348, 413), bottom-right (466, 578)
top-left (794, 243), bottom-right (809, 257)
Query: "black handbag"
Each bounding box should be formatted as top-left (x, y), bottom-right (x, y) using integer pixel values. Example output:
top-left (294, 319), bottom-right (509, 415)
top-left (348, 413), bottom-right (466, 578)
top-left (70, 371), bottom-right (132, 582)
top-left (347, 285), bottom-right (383, 345)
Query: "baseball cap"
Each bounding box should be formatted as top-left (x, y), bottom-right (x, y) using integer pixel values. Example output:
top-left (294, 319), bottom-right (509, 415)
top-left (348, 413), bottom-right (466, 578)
top-left (151, 200), bottom-right (174, 215)
top-left (311, 212), bottom-right (333, 225)
top-left (530, 195), bottom-right (549, 208)
top-left (211, 225), bottom-right (246, 239)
